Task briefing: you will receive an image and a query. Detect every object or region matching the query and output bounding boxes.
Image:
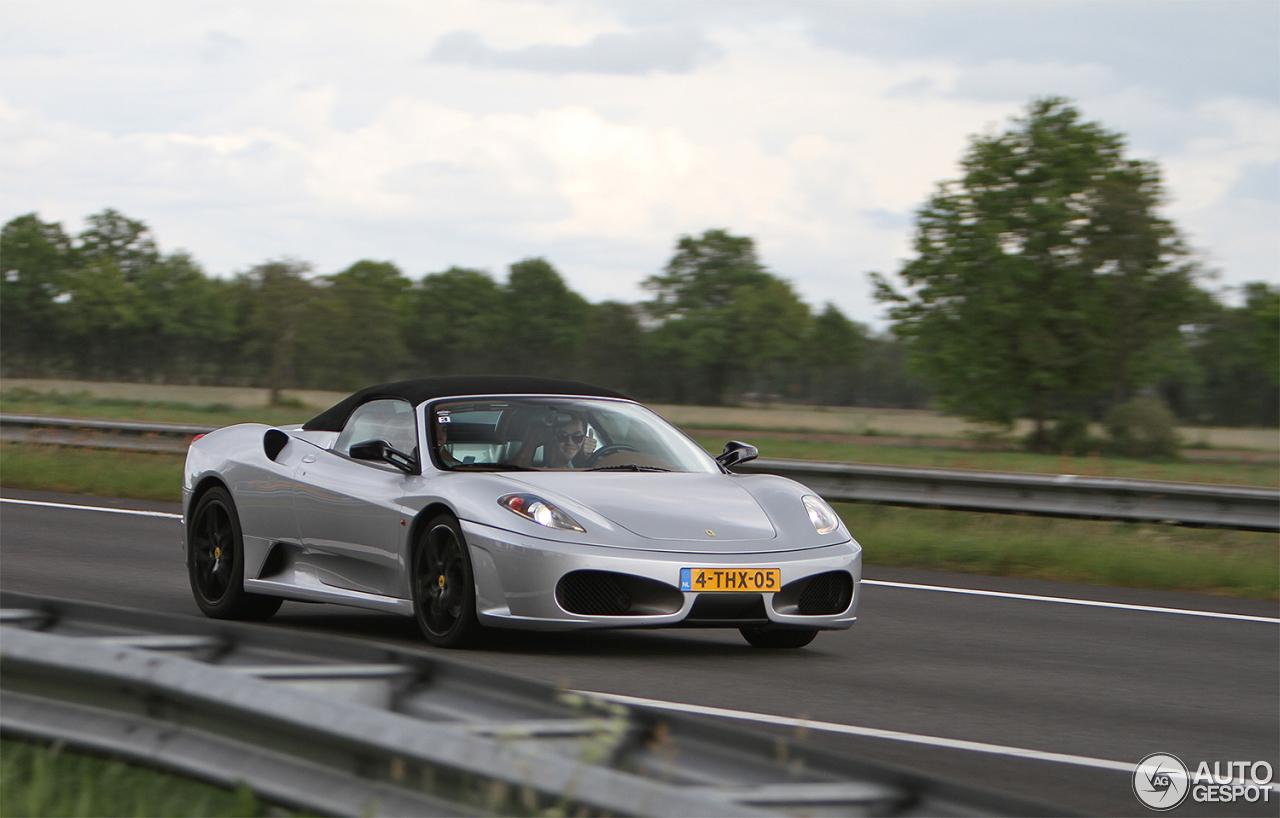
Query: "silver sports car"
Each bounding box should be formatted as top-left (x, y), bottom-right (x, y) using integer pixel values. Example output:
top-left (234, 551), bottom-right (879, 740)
top-left (183, 377), bottom-right (862, 648)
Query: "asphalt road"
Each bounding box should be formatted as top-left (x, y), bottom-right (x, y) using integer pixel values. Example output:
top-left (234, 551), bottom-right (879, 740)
top-left (2, 487), bottom-right (1277, 816)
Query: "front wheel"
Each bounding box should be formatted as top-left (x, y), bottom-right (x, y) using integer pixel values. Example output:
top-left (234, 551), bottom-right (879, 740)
top-left (187, 486), bottom-right (282, 620)
top-left (412, 514), bottom-right (482, 648)
top-left (739, 626), bottom-right (818, 649)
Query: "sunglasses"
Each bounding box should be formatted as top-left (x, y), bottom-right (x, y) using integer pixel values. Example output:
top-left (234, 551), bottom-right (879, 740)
top-left (554, 432), bottom-right (586, 444)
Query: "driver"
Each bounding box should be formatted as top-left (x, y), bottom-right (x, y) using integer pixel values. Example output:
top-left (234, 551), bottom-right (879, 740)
top-left (513, 411), bottom-right (597, 469)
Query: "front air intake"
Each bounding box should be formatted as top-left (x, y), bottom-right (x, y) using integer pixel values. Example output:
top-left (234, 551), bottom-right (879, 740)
top-left (797, 571), bottom-right (855, 615)
top-left (555, 571), bottom-right (683, 616)
top-left (556, 571), bottom-right (632, 616)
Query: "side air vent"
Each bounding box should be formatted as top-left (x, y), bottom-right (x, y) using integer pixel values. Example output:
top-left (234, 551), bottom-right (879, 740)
top-left (257, 542), bottom-right (289, 579)
top-left (555, 571), bottom-right (683, 617)
top-left (264, 429), bottom-right (289, 461)
top-left (772, 571), bottom-right (854, 616)
top-left (798, 572), bottom-right (854, 615)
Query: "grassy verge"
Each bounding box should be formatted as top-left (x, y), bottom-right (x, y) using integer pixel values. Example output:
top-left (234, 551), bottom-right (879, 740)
top-left (0, 443), bottom-right (184, 502)
top-left (688, 434), bottom-right (1280, 487)
top-left (839, 503), bottom-right (1278, 599)
top-left (1, 388), bottom-right (312, 428)
top-left (2, 443), bottom-right (1275, 599)
top-left (0, 739), bottom-right (272, 817)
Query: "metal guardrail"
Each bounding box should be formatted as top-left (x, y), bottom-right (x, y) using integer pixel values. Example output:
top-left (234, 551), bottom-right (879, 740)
top-left (0, 412), bottom-right (212, 453)
top-left (737, 458), bottom-right (1280, 532)
top-left (3, 413), bottom-right (1276, 531)
top-left (0, 592), bottom-right (1060, 817)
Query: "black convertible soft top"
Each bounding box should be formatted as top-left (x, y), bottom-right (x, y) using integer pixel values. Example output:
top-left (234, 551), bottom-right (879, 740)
top-left (302, 376), bottom-right (630, 432)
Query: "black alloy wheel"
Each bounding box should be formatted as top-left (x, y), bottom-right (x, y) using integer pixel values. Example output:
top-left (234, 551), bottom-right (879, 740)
top-left (413, 514), bottom-right (482, 648)
top-left (739, 626), bottom-right (819, 649)
top-left (187, 486), bottom-right (282, 620)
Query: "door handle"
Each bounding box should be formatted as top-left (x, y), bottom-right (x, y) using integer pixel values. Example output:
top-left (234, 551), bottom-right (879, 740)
top-left (302, 455), bottom-right (316, 463)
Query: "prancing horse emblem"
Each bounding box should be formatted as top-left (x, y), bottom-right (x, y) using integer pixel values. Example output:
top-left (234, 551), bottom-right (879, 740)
top-left (706, 530), bottom-right (715, 536)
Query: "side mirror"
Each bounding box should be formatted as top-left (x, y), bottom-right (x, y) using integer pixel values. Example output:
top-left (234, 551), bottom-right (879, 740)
top-left (350, 439), bottom-right (418, 474)
top-left (715, 440), bottom-right (758, 469)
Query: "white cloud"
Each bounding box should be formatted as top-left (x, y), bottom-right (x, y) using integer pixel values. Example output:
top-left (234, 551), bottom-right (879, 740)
top-left (1161, 98), bottom-right (1280, 211)
top-left (427, 27), bottom-right (722, 75)
top-left (0, 1), bottom-right (1275, 326)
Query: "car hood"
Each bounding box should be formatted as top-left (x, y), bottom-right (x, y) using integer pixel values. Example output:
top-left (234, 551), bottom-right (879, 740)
top-left (499, 472), bottom-right (777, 542)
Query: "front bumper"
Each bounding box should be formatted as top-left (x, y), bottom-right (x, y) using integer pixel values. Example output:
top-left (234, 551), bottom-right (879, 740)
top-left (460, 519), bottom-right (861, 631)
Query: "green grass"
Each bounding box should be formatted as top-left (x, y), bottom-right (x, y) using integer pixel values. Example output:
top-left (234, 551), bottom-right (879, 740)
top-left (838, 503), bottom-right (1279, 599)
top-left (688, 434), bottom-right (1280, 487)
top-left (2, 442), bottom-right (1275, 599)
top-left (0, 388), bottom-right (312, 428)
top-left (0, 443), bottom-right (184, 502)
top-left (0, 739), bottom-right (271, 817)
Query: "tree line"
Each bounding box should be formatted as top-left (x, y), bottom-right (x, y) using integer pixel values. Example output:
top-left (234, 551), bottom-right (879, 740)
top-left (1, 98), bottom-right (1275, 439)
top-left (0, 214), bottom-right (929, 408)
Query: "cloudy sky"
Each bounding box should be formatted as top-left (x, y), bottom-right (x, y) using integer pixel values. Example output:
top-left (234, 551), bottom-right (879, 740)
top-left (2, 1), bottom-right (1276, 326)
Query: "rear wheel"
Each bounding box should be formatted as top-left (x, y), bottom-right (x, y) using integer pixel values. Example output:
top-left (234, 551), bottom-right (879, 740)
top-left (412, 514), bottom-right (482, 648)
top-left (739, 626), bottom-right (818, 649)
top-left (187, 486), bottom-right (282, 620)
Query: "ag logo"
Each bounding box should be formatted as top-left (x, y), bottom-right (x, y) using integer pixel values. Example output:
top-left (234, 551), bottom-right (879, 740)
top-left (1134, 753), bottom-right (1190, 810)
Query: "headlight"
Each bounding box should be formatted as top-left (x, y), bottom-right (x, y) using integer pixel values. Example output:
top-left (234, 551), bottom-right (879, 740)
top-left (498, 494), bottom-right (585, 532)
top-left (802, 495), bottom-right (840, 534)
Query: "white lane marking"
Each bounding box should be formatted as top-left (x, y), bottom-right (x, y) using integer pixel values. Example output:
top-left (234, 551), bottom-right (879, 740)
top-left (0, 498), bottom-right (182, 520)
top-left (584, 690), bottom-right (1135, 772)
top-left (581, 691), bottom-right (1280, 793)
top-left (3, 498), bottom-right (1274, 624)
top-left (862, 579), bottom-right (1280, 624)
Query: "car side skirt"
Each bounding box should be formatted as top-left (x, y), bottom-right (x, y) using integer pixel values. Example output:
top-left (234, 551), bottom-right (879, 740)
top-left (243, 578), bottom-right (414, 616)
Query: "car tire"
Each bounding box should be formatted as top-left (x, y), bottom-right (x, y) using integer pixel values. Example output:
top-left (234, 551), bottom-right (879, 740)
top-left (412, 514), bottom-right (483, 648)
top-left (739, 626), bottom-right (818, 649)
top-left (187, 485), bottom-right (283, 621)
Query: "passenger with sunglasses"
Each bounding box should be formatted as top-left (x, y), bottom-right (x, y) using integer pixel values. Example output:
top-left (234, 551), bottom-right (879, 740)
top-left (512, 411), bottom-right (597, 469)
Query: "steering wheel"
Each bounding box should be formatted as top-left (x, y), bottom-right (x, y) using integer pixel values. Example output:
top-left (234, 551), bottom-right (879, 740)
top-left (585, 444), bottom-right (640, 467)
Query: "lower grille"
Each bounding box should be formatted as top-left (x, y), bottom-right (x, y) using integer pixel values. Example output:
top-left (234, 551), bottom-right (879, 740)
top-left (797, 572), bottom-right (854, 615)
top-left (556, 571), bottom-right (631, 616)
top-left (686, 593), bottom-right (768, 623)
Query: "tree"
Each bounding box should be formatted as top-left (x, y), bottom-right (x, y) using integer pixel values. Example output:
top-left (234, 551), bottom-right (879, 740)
top-left (580, 301), bottom-right (645, 395)
top-left (237, 260), bottom-right (314, 403)
top-left (0, 214), bottom-right (75, 373)
top-left (645, 230), bottom-right (774, 315)
top-left (119, 251), bottom-right (237, 382)
top-left (57, 255), bottom-right (143, 378)
top-left (875, 98), bottom-right (1203, 447)
top-left (78, 208), bottom-right (159, 280)
top-left (501, 258), bottom-right (589, 379)
top-left (856, 332), bottom-right (934, 409)
top-left (297, 260), bottom-right (410, 390)
top-left (405, 267), bottom-right (507, 376)
top-left (644, 229), bottom-right (811, 404)
top-left (1185, 283), bottom-right (1279, 426)
top-left (801, 304), bottom-right (866, 405)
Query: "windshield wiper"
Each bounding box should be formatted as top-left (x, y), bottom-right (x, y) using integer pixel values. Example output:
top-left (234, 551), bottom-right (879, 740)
top-left (586, 464), bottom-right (672, 472)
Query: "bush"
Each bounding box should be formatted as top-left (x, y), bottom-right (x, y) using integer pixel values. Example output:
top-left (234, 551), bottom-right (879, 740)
top-left (1105, 396), bottom-right (1181, 459)
top-left (1024, 412), bottom-right (1098, 455)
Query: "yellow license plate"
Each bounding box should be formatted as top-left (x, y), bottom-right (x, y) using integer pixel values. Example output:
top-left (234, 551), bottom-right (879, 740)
top-left (680, 568), bottom-right (780, 592)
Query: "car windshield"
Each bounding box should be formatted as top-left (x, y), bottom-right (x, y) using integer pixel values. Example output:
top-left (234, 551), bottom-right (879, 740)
top-left (429, 397), bottom-right (719, 473)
